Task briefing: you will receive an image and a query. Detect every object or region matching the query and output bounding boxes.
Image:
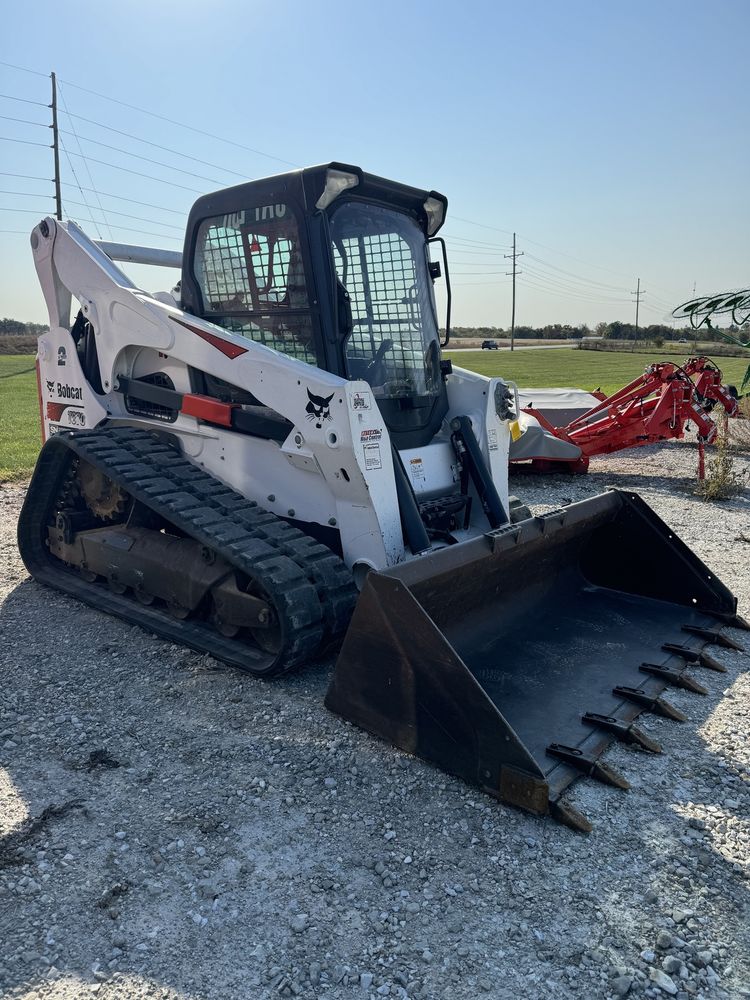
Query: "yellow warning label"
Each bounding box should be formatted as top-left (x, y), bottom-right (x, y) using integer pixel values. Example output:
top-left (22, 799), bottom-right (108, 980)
top-left (509, 420), bottom-right (522, 442)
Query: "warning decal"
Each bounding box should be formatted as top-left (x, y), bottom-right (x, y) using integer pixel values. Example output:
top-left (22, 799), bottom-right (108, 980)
top-left (363, 443), bottom-right (382, 470)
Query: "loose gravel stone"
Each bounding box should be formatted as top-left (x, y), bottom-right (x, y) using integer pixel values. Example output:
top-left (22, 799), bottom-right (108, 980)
top-left (0, 440), bottom-right (748, 1000)
top-left (649, 967), bottom-right (678, 994)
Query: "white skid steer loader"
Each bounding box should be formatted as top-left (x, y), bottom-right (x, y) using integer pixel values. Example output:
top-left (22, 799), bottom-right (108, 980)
top-left (19, 163), bottom-right (746, 830)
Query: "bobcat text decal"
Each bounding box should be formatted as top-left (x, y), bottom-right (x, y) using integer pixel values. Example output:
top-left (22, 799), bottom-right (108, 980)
top-left (56, 383), bottom-right (83, 400)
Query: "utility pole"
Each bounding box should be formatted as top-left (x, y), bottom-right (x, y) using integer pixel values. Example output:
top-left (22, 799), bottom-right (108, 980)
top-left (631, 277), bottom-right (644, 351)
top-left (50, 71), bottom-right (62, 221)
top-left (504, 233), bottom-right (523, 351)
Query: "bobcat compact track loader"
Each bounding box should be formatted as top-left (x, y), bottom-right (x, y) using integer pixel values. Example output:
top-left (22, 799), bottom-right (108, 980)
top-left (19, 163), bottom-right (746, 830)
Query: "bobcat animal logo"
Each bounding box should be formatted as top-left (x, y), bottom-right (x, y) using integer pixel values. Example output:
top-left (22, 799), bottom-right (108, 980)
top-left (46, 379), bottom-right (55, 393)
top-left (305, 388), bottom-right (334, 429)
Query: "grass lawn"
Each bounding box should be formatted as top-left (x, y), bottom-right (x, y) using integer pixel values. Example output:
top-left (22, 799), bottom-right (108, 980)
top-left (446, 347), bottom-right (750, 397)
top-left (1, 348), bottom-right (748, 481)
top-left (0, 355), bottom-right (40, 481)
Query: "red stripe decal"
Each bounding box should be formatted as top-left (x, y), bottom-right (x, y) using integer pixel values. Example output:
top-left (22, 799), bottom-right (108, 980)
top-left (182, 394), bottom-right (238, 427)
top-left (47, 401), bottom-right (68, 422)
top-left (170, 317), bottom-right (248, 359)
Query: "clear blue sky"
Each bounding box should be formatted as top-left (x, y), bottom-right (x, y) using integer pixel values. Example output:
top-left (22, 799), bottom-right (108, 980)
top-left (1, 0), bottom-right (748, 329)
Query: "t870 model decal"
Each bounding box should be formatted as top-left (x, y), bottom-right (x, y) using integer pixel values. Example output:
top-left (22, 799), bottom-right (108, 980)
top-left (46, 401), bottom-right (86, 425)
top-left (305, 388), bottom-right (334, 428)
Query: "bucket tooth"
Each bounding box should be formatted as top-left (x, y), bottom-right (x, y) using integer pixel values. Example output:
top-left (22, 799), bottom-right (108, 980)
top-left (613, 686), bottom-right (688, 722)
top-left (639, 663), bottom-right (708, 695)
top-left (697, 651), bottom-right (728, 673)
top-left (582, 712), bottom-right (662, 753)
top-left (662, 643), bottom-right (728, 673)
top-left (681, 625), bottom-right (745, 652)
top-left (546, 743), bottom-right (630, 789)
top-left (550, 799), bottom-right (593, 834)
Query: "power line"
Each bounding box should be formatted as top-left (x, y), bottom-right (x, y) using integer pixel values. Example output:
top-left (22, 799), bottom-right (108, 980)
top-left (450, 214), bottom-right (515, 238)
top-left (58, 82), bottom-right (111, 238)
top-left (0, 206), bottom-right (57, 214)
top-left (0, 135), bottom-right (51, 149)
top-left (0, 59), bottom-right (48, 78)
top-left (58, 128), bottom-right (227, 186)
top-left (0, 113), bottom-right (48, 128)
top-left (524, 252), bottom-right (632, 293)
top-left (520, 276), bottom-right (632, 305)
top-left (60, 182), bottom-right (185, 216)
top-left (59, 108), bottom-right (251, 180)
top-left (0, 93), bottom-right (48, 108)
top-left (522, 274), bottom-right (629, 301)
top-left (446, 246), bottom-right (508, 258)
top-left (516, 232), bottom-right (637, 280)
top-left (59, 131), bottom-right (100, 236)
top-left (445, 235), bottom-right (512, 250)
top-left (57, 150), bottom-right (205, 193)
top-left (64, 198), bottom-right (183, 230)
top-left (0, 171), bottom-right (53, 183)
top-left (522, 263), bottom-right (632, 302)
top-left (60, 77), bottom-right (299, 169)
top-left (0, 189), bottom-right (55, 199)
top-left (0, 207), bottom-right (181, 242)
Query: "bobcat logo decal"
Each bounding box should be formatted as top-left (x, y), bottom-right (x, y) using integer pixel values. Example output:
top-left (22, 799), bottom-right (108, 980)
top-left (305, 388), bottom-right (334, 429)
top-left (46, 379), bottom-right (55, 394)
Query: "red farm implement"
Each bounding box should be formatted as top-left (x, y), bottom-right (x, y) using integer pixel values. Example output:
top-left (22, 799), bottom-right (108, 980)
top-left (511, 356), bottom-right (739, 474)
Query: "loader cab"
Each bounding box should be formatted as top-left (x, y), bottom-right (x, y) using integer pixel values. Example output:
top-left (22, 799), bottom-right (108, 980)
top-left (181, 163), bottom-right (450, 448)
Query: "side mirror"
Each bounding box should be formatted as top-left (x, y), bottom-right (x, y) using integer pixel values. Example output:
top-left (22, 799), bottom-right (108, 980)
top-left (428, 237), bottom-right (451, 348)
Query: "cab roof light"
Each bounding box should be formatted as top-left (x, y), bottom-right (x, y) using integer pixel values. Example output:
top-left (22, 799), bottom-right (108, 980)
top-left (316, 169), bottom-right (360, 210)
top-left (424, 196), bottom-right (446, 236)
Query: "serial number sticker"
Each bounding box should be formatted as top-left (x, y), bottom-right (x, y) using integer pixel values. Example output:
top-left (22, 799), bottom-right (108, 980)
top-left (363, 442), bottom-right (382, 470)
top-left (488, 428), bottom-right (499, 451)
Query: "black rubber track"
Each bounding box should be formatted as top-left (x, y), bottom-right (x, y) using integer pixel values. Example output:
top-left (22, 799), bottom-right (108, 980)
top-left (17, 425), bottom-right (357, 676)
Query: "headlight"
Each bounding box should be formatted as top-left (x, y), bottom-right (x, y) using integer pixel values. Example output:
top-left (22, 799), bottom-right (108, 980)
top-left (423, 196), bottom-right (446, 235)
top-left (316, 169), bottom-right (360, 210)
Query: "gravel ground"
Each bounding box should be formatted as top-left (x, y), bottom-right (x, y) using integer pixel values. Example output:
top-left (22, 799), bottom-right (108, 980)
top-left (1, 439), bottom-right (749, 1000)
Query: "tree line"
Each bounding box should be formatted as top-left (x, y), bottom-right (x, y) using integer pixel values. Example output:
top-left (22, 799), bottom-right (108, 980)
top-left (0, 318), bottom-right (48, 336)
top-left (449, 321), bottom-right (748, 342)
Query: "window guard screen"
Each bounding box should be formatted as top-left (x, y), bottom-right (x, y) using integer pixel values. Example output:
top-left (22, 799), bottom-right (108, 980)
top-left (193, 205), bottom-right (316, 365)
top-left (330, 203), bottom-right (440, 399)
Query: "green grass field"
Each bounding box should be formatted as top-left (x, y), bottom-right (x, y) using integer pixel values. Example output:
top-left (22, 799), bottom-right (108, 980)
top-left (446, 347), bottom-right (750, 397)
top-left (0, 355), bottom-right (40, 481)
top-left (1, 349), bottom-right (748, 481)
